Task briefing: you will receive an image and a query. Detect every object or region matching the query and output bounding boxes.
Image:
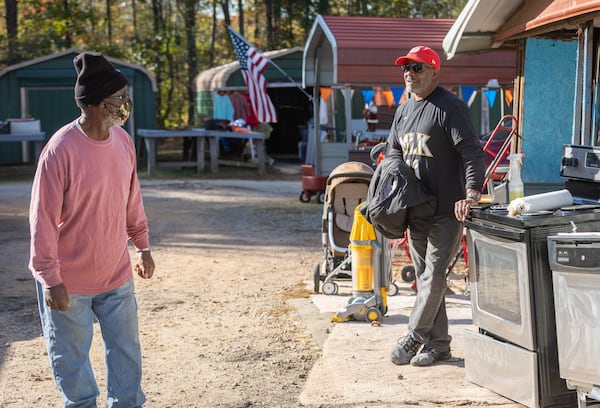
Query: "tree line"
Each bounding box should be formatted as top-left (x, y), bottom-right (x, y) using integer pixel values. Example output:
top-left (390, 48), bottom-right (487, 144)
top-left (0, 0), bottom-right (467, 129)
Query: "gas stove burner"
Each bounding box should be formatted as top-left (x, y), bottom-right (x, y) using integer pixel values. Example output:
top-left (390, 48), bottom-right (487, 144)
top-left (559, 204), bottom-right (600, 212)
top-left (521, 210), bottom-right (554, 216)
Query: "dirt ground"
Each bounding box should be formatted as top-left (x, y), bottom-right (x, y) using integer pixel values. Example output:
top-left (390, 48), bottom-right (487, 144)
top-left (0, 167), bottom-right (473, 408)
top-left (0, 171), bottom-right (342, 408)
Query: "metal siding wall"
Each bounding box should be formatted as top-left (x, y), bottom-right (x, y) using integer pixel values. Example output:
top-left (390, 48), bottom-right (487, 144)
top-left (520, 38), bottom-right (577, 183)
top-left (130, 70), bottom-right (157, 132)
top-left (0, 54), bottom-right (156, 164)
top-left (27, 88), bottom-right (79, 137)
top-left (0, 72), bottom-right (28, 165)
top-left (0, 71), bottom-right (22, 118)
top-left (128, 70), bottom-right (156, 163)
top-left (0, 71), bottom-right (22, 164)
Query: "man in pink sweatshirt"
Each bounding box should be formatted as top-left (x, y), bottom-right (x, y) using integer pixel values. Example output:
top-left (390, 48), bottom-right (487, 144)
top-left (29, 51), bottom-right (155, 408)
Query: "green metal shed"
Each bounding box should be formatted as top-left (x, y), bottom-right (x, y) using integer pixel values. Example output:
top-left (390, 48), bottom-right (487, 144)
top-left (0, 48), bottom-right (157, 165)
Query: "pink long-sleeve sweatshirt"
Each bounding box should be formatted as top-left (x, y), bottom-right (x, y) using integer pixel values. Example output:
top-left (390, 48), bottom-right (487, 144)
top-left (28, 120), bottom-right (150, 295)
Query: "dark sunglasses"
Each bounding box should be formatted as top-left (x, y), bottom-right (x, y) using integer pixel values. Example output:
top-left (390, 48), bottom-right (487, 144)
top-left (401, 63), bottom-right (426, 74)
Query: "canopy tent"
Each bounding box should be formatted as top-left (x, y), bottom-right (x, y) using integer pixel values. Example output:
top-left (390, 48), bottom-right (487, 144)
top-left (302, 15), bottom-right (517, 175)
top-left (193, 46), bottom-right (312, 156)
top-left (195, 47), bottom-right (303, 92)
top-left (194, 47), bottom-right (305, 120)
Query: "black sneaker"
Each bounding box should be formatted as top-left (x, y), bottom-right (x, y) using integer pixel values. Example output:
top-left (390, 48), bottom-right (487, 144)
top-left (410, 345), bottom-right (452, 367)
top-left (390, 334), bottom-right (422, 365)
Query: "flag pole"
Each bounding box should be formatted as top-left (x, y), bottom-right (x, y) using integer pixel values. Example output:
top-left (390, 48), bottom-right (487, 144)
top-left (227, 27), bottom-right (313, 101)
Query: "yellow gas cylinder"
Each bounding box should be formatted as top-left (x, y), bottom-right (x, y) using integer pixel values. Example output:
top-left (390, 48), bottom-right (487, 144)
top-left (348, 207), bottom-right (376, 293)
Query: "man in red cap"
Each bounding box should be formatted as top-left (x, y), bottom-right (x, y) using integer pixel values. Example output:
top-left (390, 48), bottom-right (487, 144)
top-left (387, 46), bottom-right (485, 366)
top-left (29, 51), bottom-right (154, 406)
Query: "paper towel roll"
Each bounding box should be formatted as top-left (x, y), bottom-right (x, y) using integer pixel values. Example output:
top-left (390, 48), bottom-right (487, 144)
top-left (507, 189), bottom-right (573, 217)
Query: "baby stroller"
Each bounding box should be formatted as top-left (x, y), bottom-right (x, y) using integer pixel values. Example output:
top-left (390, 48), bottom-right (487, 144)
top-left (312, 161), bottom-right (377, 295)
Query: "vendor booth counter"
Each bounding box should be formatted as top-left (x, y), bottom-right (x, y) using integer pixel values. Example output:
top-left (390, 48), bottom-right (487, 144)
top-left (137, 128), bottom-right (266, 176)
top-left (0, 132), bottom-right (46, 163)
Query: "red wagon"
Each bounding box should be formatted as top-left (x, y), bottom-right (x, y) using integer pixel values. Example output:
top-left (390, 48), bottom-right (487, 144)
top-left (299, 165), bottom-right (328, 203)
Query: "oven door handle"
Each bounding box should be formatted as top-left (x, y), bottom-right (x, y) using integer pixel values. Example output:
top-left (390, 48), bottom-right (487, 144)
top-left (467, 222), bottom-right (525, 241)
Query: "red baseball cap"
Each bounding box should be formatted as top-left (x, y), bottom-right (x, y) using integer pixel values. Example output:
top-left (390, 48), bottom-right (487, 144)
top-left (395, 46), bottom-right (441, 70)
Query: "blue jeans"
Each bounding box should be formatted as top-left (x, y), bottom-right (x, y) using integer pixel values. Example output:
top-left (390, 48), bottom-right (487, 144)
top-left (37, 279), bottom-right (145, 408)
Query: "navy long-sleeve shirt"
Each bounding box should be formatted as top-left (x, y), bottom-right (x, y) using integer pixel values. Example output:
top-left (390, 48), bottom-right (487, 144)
top-left (387, 86), bottom-right (486, 216)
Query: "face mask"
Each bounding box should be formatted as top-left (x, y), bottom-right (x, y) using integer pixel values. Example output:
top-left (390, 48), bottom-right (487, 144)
top-left (113, 99), bottom-right (132, 125)
top-left (105, 98), bottom-right (132, 127)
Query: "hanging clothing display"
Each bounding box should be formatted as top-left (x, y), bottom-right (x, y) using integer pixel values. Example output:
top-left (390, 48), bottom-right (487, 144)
top-left (213, 91), bottom-right (234, 121)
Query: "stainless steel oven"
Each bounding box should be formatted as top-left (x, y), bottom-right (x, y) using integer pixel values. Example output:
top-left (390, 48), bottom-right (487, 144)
top-left (464, 144), bottom-right (600, 408)
top-left (468, 227), bottom-right (532, 349)
top-left (548, 233), bottom-right (600, 407)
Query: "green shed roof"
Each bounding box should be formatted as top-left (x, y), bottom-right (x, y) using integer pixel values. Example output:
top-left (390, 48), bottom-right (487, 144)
top-left (0, 48), bottom-right (157, 91)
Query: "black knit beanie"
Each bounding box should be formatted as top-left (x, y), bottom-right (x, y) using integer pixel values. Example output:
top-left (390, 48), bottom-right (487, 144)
top-left (73, 52), bottom-right (128, 106)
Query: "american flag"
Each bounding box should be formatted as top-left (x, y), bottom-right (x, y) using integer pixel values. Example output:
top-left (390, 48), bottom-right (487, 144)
top-left (228, 27), bottom-right (278, 123)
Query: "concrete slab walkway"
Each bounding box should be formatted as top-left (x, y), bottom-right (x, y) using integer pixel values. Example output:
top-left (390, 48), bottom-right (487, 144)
top-left (293, 281), bottom-right (522, 407)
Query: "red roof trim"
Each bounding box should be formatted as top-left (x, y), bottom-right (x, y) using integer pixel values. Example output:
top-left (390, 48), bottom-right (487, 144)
top-left (495, 0), bottom-right (600, 41)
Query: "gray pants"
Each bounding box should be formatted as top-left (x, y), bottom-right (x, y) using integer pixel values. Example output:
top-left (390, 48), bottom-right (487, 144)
top-left (407, 215), bottom-right (463, 352)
